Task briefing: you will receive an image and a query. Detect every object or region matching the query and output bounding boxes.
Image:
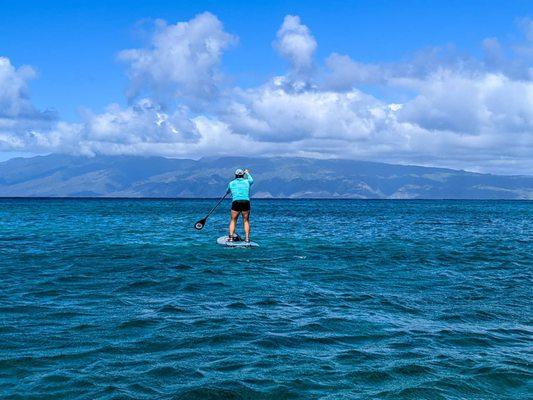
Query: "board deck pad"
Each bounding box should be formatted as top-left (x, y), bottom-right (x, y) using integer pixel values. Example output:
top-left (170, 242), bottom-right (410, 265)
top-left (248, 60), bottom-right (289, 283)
top-left (217, 236), bottom-right (259, 247)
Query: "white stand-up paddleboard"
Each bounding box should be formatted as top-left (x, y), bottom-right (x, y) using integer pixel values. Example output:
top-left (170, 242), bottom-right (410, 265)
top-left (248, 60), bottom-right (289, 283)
top-left (217, 235), bottom-right (259, 247)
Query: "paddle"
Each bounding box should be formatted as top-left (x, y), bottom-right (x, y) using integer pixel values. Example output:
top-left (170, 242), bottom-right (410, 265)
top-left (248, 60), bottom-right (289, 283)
top-left (194, 191), bottom-right (229, 230)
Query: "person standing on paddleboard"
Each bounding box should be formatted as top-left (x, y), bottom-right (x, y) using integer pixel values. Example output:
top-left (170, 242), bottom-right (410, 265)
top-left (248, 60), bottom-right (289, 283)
top-left (227, 168), bottom-right (253, 243)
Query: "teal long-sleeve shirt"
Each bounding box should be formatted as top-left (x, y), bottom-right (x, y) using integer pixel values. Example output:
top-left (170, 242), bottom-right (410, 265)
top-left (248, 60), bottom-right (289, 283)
top-left (227, 173), bottom-right (254, 201)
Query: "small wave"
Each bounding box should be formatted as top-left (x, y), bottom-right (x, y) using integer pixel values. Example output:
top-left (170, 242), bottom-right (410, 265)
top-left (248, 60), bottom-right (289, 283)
top-left (351, 369), bottom-right (393, 383)
top-left (341, 293), bottom-right (375, 302)
top-left (207, 360), bottom-right (249, 373)
top-left (0, 325), bottom-right (18, 334)
top-left (157, 304), bottom-right (188, 314)
top-left (203, 268), bottom-right (226, 275)
top-left (182, 283), bottom-right (202, 292)
top-left (47, 310), bottom-right (88, 319)
top-left (391, 363), bottom-right (435, 376)
top-left (126, 383), bottom-right (162, 397)
top-left (174, 384), bottom-right (263, 400)
top-left (0, 235), bottom-right (28, 241)
top-left (252, 335), bottom-right (300, 349)
top-left (253, 298), bottom-right (281, 306)
top-left (469, 367), bottom-right (532, 390)
top-left (118, 318), bottom-right (159, 329)
top-left (378, 297), bottom-right (421, 315)
top-left (56, 274), bottom-right (89, 283)
top-left (0, 304), bottom-right (50, 314)
top-left (126, 279), bottom-right (160, 289)
top-left (71, 323), bottom-right (99, 331)
top-left (41, 373), bottom-right (71, 383)
top-left (30, 289), bottom-right (62, 298)
top-left (389, 385), bottom-right (447, 399)
top-left (437, 330), bottom-right (496, 347)
top-left (300, 322), bottom-right (326, 332)
top-left (227, 302), bottom-right (248, 309)
top-left (173, 264), bottom-right (193, 270)
top-left (146, 365), bottom-right (182, 377)
top-left (335, 349), bottom-right (383, 363)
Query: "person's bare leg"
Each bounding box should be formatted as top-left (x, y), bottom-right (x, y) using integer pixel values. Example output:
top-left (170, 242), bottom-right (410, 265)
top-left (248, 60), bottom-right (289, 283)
top-left (242, 211), bottom-right (250, 241)
top-left (229, 210), bottom-right (239, 239)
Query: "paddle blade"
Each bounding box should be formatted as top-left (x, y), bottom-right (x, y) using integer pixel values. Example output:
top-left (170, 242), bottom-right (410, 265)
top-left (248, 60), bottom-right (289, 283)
top-left (194, 218), bottom-right (206, 230)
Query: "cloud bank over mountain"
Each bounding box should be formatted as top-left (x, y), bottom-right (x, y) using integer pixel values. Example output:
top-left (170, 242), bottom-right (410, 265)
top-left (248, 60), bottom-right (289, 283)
top-left (0, 13), bottom-right (532, 174)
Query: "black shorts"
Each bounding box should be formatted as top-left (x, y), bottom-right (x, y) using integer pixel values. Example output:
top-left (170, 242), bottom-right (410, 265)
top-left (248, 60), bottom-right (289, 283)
top-left (231, 200), bottom-right (250, 212)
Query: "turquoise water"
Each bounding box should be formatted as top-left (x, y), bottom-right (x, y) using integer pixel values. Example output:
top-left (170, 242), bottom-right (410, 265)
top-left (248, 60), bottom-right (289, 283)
top-left (0, 199), bottom-right (531, 399)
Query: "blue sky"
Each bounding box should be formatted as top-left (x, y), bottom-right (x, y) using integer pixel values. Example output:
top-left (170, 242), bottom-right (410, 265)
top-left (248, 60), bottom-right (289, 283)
top-left (2, 0), bottom-right (528, 118)
top-left (0, 0), bottom-right (532, 172)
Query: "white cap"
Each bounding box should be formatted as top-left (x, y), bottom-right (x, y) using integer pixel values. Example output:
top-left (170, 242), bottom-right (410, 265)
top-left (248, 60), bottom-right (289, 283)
top-left (235, 168), bottom-right (244, 176)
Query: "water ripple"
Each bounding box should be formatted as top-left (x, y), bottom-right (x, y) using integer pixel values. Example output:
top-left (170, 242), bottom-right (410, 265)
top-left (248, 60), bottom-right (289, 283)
top-left (0, 199), bottom-right (531, 399)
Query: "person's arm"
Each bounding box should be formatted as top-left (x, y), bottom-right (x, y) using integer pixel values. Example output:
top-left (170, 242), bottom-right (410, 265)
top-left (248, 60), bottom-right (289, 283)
top-left (244, 169), bottom-right (253, 186)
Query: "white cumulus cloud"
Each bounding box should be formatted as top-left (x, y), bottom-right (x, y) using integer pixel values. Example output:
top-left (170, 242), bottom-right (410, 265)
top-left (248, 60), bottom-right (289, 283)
top-left (118, 12), bottom-right (236, 105)
top-left (274, 15), bottom-right (317, 75)
top-left (0, 57), bottom-right (58, 152)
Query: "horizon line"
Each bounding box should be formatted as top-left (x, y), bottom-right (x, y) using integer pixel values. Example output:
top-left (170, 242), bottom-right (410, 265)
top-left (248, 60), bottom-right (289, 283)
top-left (0, 197), bottom-right (531, 201)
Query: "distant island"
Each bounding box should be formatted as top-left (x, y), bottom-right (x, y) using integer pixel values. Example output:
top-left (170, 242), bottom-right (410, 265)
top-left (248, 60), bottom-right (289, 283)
top-left (0, 154), bottom-right (531, 199)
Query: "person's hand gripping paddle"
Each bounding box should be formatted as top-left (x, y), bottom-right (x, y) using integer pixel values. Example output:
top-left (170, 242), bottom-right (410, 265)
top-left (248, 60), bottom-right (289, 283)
top-left (194, 191), bottom-right (229, 230)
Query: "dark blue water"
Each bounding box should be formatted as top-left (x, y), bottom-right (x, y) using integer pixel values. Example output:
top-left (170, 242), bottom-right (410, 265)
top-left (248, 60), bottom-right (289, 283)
top-left (0, 199), bottom-right (531, 399)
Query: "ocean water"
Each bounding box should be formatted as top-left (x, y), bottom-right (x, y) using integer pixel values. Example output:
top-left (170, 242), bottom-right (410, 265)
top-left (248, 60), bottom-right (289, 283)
top-left (0, 199), bottom-right (531, 400)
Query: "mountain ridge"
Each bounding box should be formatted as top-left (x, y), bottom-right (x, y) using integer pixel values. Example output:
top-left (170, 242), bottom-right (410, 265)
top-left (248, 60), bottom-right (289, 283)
top-left (0, 154), bottom-right (531, 199)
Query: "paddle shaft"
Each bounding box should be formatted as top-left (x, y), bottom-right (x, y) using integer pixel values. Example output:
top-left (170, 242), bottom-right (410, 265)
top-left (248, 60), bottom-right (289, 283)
top-left (204, 191), bottom-right (229, 220)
